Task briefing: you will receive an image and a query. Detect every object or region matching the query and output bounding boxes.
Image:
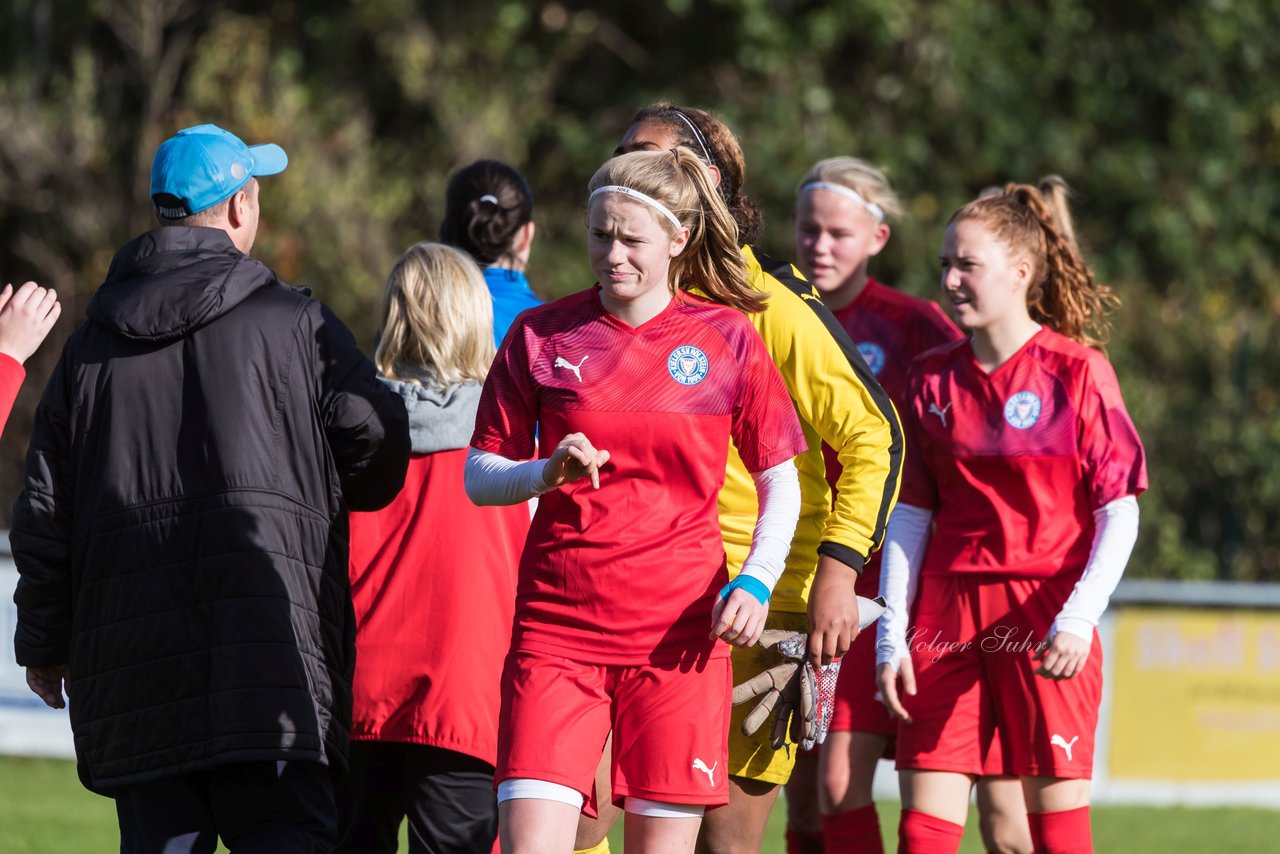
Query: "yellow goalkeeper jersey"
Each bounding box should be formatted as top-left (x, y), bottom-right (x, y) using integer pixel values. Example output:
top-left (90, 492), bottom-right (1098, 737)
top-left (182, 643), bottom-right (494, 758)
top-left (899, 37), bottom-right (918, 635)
top-left (717, 246), bottom-right (903, 614)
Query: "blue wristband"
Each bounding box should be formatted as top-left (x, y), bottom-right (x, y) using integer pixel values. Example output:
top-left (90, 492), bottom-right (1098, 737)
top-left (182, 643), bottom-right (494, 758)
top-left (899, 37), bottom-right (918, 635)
top-left (718, 575), bottom-right (771, 605)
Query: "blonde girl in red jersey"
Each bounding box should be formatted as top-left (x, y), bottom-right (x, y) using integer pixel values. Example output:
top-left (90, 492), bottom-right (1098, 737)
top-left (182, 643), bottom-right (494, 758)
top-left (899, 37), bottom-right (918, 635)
top-left (581, 103), bottom-right (902, 854)
top-left (336, 244), bottom-right (531, 853)
top-left (465, 148), bottom-right (806, 854)
top-left (793, 160), bottom-right (1030, 854)
top-left (876, 178), bottom-right (1147, 854)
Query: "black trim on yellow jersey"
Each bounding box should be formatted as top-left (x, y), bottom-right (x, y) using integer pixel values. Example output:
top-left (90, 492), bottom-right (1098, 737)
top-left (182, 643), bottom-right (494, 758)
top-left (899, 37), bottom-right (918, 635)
top-left (751, 248), bottom-right (905, 562)
top-left (818, 542), bottom-right (865, 573)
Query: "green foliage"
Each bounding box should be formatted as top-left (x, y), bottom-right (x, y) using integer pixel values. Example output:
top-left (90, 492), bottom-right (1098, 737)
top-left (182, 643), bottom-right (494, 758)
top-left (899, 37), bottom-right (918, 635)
top-left (1, 0), bottom-right (1276, 579)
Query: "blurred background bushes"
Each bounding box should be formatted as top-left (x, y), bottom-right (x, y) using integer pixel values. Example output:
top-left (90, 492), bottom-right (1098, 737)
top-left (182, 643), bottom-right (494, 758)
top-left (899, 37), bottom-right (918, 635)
top-left (1, 0), bottom-right (1277, 579)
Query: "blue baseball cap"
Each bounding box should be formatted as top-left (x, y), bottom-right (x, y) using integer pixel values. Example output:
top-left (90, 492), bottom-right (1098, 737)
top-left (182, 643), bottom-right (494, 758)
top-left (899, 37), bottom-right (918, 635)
top-left (150, 123), bottom-right (288, 219)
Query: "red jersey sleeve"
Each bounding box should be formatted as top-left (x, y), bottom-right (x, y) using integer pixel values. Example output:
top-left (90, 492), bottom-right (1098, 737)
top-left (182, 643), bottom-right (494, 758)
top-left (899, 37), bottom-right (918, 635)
top-left (1078, 351), bottom-right (1148, 507)
top-left (897, 364), bottom-right (939, 510)
top-left (730, 326), bottom-right (807, 472)
top-left (470, 318), bottom-right (539, 459)
top-left (0, 353), bottom-right (25, 439)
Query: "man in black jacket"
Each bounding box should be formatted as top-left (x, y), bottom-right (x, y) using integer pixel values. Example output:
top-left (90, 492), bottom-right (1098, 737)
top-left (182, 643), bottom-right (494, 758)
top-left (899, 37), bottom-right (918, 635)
top-left (11, 124), bottom-right (411, 852)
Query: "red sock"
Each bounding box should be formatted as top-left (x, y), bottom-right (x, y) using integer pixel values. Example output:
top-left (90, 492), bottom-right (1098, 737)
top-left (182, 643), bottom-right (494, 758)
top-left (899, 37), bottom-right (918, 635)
top-left (1027, 806), bottom-right (1092, 854)
top-left (823, 804), bottom-right (883, 854)
top-left (898, 809), bottom-right (964, 854)
top-left (786, 827), bottom-right (825, 854)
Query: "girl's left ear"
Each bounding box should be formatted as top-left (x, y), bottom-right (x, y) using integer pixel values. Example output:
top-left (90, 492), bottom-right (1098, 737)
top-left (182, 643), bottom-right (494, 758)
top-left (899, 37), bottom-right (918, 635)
top-left (1015, 255), bottom-right (1035, 290)
top-left (869, 223), bottom-right (892, 256)
top-left (669, 226), bottom-right (691, 258)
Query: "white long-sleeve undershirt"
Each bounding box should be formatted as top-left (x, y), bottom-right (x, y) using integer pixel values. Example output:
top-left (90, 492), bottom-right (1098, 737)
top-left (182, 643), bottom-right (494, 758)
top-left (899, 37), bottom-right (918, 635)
top-left (464, 447), bottom-right (554, 506)
top-left (875, 503), bottom-right (932, 668)
top-left (737, 460), bottom-right (801, 596)
top-left (1052, 495), bottom-right (1140, 646)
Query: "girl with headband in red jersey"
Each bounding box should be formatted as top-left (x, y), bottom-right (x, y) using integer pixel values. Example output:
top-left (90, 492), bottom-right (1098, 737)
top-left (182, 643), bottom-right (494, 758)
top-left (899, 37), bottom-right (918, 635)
top-left (588, 103), bottom-right (902, 854)
top-left (465, 148), bottom-right (807, 853)
top-left (877, 178), bottom-right (1147, 854)
top-left (793, 159), bottom-right (1031, 854)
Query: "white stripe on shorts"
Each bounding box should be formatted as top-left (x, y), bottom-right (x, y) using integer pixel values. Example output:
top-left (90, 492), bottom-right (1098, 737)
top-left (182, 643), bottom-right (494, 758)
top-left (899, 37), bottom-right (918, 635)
top-left (624, 797), bottom-right (705, 818)
top-left (496, 778), bottom-right (586, 809)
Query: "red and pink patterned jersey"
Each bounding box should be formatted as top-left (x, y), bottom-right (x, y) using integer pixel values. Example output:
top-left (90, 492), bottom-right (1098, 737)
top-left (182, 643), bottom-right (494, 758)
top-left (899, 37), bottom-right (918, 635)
top-left (900, 327), bottom-right (1147, 580)
top-left (823, 279), bottom-right (962, 595)
top-left (833, 279), bottom-right (962, 405)
top-left (472, 287), bottom-right (807, 665)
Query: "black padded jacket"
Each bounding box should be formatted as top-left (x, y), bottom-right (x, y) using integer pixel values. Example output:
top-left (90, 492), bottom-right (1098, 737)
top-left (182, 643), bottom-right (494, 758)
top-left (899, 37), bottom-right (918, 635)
top-left (11, 226), bottom-right (410, 793)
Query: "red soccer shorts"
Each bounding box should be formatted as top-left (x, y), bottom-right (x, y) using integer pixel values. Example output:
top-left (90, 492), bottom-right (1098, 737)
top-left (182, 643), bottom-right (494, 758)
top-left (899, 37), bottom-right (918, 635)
top-left (895, 573), bottom-right (1102, 779)
top-left (497, 650), bottom-right (732, 816)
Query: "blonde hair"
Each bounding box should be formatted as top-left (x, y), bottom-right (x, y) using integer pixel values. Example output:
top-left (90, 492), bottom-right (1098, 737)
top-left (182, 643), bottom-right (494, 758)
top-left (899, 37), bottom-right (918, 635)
top-left (949, 176), bottom-right (1117, 347)
top-left (588, 147), bottom-right (764, 313)
top-left (797, 157), bottom-right (903, 220)
top-left (375, 242), bottom-right (495, 386)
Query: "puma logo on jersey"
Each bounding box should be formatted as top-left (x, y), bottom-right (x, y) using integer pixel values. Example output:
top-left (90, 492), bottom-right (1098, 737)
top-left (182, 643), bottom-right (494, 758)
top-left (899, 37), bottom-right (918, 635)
top-left (692, 758), bottom-right (717, 786)
top-left (1051, 733), bottom-right (1079, 761)
top-left (928, 401), bottom-right (952, 427)
top-left (800, 291), bottom-right (821, 302)
top-left (554, 355), bottom-right (588, 382)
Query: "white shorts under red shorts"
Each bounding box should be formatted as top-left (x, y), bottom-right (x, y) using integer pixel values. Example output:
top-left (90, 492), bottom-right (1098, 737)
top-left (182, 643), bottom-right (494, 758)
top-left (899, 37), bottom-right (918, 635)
top-left (497, 649), bottom-right (732, 816)
top-left (896, 572), bottom-right (1102, 779)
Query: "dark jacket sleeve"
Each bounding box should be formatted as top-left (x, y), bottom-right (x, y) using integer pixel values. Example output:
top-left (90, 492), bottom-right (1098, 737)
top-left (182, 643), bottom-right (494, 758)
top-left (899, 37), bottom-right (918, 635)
top-left (309, 301), bottom-right (410, 511)
top-left (11, 347), bottom-right (75, 667)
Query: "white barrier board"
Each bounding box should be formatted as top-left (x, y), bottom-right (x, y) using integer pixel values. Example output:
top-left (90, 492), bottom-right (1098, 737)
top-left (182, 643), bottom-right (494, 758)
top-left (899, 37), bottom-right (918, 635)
top-left (0, 556), bottom-right (76, 758)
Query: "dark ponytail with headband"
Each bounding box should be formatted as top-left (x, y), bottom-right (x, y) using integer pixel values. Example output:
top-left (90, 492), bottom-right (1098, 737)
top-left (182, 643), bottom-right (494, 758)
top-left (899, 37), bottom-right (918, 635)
top-left (626, 102), bottom-right (764, 245)
top-left (440, 160), bottom-right (534, 266)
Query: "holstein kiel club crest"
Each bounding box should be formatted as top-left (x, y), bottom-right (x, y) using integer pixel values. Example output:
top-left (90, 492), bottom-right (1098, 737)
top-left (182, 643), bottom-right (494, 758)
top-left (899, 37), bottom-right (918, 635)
top-left (668, 345), bottom-right (710, 386)
top-left (856, 341), bottom-right (886, 377)
top-left (1004, 390), bottom-right (1042, 429)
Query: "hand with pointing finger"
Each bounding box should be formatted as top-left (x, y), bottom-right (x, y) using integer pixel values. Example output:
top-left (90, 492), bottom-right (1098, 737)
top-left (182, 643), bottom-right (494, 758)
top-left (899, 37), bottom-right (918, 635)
top-left (541, 432), bottom-right (611, 489)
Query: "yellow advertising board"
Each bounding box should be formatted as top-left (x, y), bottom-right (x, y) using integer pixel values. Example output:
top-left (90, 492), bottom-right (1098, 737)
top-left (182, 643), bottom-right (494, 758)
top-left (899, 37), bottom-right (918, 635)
top-left (1109, 607), bottom-right (1280, 780)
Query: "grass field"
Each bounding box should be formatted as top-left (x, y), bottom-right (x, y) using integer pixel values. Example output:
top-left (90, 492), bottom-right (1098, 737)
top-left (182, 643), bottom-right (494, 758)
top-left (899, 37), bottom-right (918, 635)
top-left (3, 755), bottom-right (1278, 852)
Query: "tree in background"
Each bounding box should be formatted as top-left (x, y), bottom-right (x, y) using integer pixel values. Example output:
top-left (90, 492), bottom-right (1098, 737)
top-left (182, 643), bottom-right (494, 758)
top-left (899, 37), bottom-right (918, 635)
top-left (1, 0), bottom-right (1277, 579)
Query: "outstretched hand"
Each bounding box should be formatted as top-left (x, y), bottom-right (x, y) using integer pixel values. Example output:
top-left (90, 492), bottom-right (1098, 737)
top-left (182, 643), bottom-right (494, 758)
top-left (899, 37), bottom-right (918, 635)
top-left (541, 432), bottom-right (611, 489)
top-left (0, 282), bottom-right (61, 365)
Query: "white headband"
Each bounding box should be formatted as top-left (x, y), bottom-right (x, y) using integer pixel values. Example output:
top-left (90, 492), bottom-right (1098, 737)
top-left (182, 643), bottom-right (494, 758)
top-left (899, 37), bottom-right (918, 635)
top-left (801, 181), bottom-right (885, 222)
top-left (589, 185), bottom-right (683, 230)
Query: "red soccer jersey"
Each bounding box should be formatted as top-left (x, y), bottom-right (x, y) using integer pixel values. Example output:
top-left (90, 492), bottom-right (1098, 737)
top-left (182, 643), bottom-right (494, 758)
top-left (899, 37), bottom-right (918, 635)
top-left (822, 279), bottom-right (962, 593)
top-left (900, 327), bottom-right (1147, 579)
top-left (471, 287), bottom-right (807, 666)
top-left (348, 450), bottom-right (529, 765)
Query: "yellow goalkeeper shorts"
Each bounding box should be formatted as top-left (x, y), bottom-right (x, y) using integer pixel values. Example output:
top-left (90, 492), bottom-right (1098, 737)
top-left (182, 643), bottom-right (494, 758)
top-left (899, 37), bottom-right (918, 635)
top-left (725, 610), bottom-right (811, 785)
